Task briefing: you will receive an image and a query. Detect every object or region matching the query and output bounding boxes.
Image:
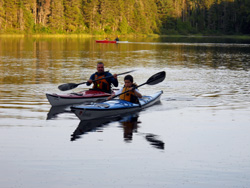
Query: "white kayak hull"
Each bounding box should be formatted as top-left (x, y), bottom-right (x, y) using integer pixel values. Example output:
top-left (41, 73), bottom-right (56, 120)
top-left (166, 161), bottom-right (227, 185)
top-left (71, 91), bottom-right (163, 120)
top-left (116, 41), bottom-right (128, 43)
top-left (46, 90), bottom-right (113, 106)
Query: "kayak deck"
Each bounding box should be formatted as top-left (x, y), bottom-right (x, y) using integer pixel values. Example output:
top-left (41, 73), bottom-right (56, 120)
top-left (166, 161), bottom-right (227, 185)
top-left (46, 89), bottom-right (113, 106)
top-left (95, 40), bottom-right (128, 44)
top-left (71, 91), bottom-right (163, 120)
top-left (96, 40), bottom-right (117, 43)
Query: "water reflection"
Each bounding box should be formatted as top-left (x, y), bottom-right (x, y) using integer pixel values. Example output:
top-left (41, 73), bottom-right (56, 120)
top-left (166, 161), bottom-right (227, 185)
top-left (71, 116), bottom-right (114, 141)
top-left (119, 114), bottom-right (139, 142)
top-left (46, 98), bottom-right (165, 150)
top-left (145, 134), bottom-right (165, 150)
top-left (1, 37), bottom-right (250, 87)
top-left (46, 105), bottom-right (72, 120)
top-left (71, 113), bottom-right (164, 150)
top-left (119, 114), bottom-right (164, 149)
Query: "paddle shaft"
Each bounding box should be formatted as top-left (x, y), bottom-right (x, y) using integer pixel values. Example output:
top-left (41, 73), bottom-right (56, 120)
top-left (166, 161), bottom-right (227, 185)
top-left (76, 71), bottom-right (135, 86)
top-left (110, 71), bottom-right (166, 100)
top-left (110, 83), bottom-right (144, 100)
top-left (58, 70), bottom-right (135, 91)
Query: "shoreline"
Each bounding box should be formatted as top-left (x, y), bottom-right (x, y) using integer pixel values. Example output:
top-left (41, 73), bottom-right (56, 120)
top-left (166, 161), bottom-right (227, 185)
top-left (0, 33), bottom-right (250, 39)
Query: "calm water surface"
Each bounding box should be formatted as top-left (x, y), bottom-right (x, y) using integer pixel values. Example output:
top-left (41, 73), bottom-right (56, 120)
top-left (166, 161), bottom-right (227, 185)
top-left (0, 36), bottom-right (250, 188)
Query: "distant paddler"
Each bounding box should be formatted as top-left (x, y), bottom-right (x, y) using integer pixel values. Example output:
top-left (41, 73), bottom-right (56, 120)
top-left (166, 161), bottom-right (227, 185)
top-left (115, 36), bottom-right (119, 41)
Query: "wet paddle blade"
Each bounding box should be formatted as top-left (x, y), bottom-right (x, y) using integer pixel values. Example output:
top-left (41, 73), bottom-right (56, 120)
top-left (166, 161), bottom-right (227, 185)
top-left (58, 83), bottom-right (79, 91)
top-left (146, 71), bottom-right (166, 85)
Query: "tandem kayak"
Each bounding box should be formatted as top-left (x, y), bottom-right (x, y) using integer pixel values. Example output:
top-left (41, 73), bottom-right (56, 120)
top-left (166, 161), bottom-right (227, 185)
top-left (46, 89), bottom-right (115, 106)
top-left (71, 91), bottom-right (163, 120)
top-left (95, 40), bottom-right (128, 44)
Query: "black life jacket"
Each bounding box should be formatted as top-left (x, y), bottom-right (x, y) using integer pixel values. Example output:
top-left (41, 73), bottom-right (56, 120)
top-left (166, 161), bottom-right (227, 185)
top-left (93, 72), bottom-right (110, 93)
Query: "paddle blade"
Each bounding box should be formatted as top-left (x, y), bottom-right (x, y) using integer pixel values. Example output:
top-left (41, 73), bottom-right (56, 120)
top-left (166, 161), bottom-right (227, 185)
top-left (146, 71), bottom-right (166, 85)
top-left (58, 83), bottom-right (78, 91)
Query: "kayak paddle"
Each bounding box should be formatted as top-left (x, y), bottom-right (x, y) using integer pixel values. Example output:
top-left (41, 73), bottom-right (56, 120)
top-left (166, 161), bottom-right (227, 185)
top-left (110, 71), bottom-right (166, 100)
top-left (58, 70), bottom-right (135, 91)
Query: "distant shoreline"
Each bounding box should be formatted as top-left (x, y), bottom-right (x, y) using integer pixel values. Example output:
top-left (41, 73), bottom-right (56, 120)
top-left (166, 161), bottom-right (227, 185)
top-left (0, 33), bottom-right (250, 39)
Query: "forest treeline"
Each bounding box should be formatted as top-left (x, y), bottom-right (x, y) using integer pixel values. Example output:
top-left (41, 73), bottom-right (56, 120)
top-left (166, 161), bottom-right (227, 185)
top-left (0, 0), bottom-right (249, 35)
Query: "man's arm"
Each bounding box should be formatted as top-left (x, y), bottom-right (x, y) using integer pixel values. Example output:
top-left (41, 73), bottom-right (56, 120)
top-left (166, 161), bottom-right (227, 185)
top-left (106, 72), bottom-right (118, 87)
top-left (111, 76), bottom-right (118, 87)
top-left (86, 73), bottom-right (95, 86)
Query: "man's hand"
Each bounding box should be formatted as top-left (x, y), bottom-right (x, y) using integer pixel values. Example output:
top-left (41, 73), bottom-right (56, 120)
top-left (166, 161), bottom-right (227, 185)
top-left (113, 74), bottom-right (117, 79)
top-left (87, 79), bottom-right (93, 84)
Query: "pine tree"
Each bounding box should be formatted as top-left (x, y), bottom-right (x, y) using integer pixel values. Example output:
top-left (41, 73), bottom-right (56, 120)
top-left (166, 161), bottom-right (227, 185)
top-left (48, 0), bottom-right (65, 33)
top-left (0, 0), bottom-right (249, 34)
top-left (19, 0), bottom-right (36, 33)
top-left (82, 0), bottom-right (100, 33)
top-left (0, 0), bottom-right (6, 31)
top-left (4, 0), bottom-right (18, 30)
top-left (64, 0), bottom-right (85, 33)
top-left (119, 15), bottom-right (128, 34)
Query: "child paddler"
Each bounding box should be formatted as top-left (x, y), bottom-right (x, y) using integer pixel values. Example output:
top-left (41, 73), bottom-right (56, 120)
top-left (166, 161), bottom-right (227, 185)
top-left (108, 75), bottom-right (142, 104)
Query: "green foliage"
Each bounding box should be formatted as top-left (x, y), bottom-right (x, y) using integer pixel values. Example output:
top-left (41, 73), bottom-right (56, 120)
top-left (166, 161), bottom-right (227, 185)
top-left (176, 19), bottom-right (193, 35)
top-left (4, 0), bottom-right (18, 29)
top-left (119, 16), bottom-right (128, 34)
top-left (0, 0), bottom-right (6, 31)
top-left (20, 1), bottom-right (35, 33)
top-left (64, 0), bottom-right (85, 33)
top-left (0, 0), bottom-right (249, 35)
top-left (48, 0), bottom-right (65, 33)
top-left (34, 24), bottom-right (51, 34)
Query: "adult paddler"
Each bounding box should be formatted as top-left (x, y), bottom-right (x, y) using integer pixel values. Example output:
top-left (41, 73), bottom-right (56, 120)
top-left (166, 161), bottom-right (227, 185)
top-left (86, 62), bottom-right (118, 93)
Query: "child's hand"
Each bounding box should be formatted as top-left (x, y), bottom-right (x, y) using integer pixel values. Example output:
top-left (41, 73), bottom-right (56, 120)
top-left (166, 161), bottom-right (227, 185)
top-left (129, 86), bottom-right (136, 91)
top-left (107, 94), bottom-right (114, 100)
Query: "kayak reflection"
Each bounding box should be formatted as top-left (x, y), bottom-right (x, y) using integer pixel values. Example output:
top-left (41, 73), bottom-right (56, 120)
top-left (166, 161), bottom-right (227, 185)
top-left (119, 114), bottom-right (140, 142)
top-left (46, 101), bottom-right (94, 120)
top-left (71, 116), bottom-right (114, 141)
top-left (47, 105), bottom-right (73, 120)
top-left (119, 115), bottom-right (164, 149)
top-left (71, 113), bottom-right (165, 150)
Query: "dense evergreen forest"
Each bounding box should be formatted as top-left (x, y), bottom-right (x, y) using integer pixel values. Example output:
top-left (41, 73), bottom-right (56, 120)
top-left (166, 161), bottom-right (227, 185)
top-left (0, 0), bottom-right (249, 35)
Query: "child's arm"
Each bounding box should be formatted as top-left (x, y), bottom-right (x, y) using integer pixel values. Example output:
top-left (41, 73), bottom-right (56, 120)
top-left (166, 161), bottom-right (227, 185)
top-left (134, 89), bottom-right (142, 98)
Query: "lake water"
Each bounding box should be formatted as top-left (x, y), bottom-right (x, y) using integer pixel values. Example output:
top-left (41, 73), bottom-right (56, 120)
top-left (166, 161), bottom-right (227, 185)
top-left (0, 36), bottom-right (250, 188)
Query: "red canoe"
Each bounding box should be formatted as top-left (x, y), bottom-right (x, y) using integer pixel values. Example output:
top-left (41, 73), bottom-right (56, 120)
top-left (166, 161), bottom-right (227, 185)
top-left (96, 40), bottom-right (117, 43)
